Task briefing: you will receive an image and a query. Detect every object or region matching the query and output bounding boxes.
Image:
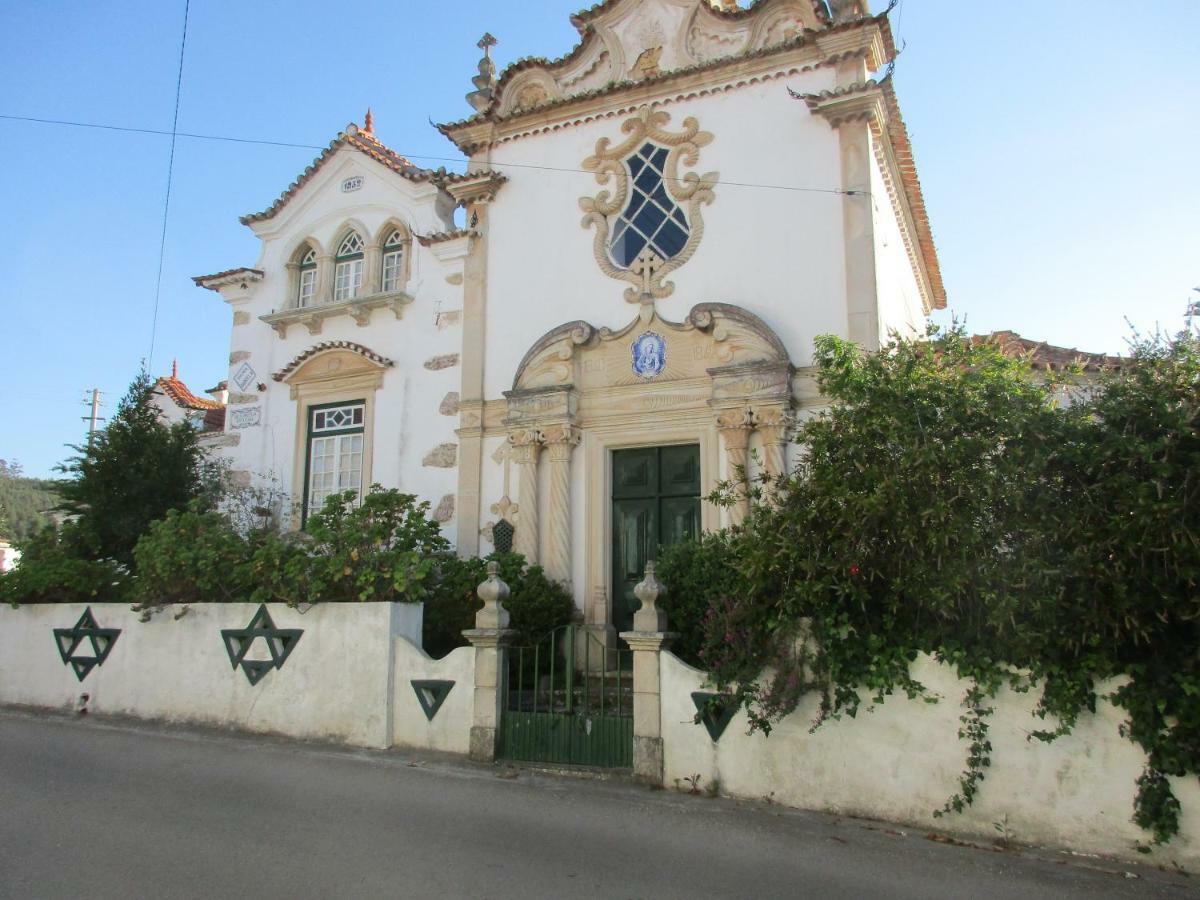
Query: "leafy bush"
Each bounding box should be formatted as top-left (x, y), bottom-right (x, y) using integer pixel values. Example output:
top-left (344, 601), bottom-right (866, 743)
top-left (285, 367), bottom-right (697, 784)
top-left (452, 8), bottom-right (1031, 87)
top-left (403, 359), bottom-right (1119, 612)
top-left (56, 370), bottom-right (220, 568)
top-left (0, 525), bottom-right (130, 607)
top-left (422, 552), bottom-right (575, 658)
top-left (691, 323), bottom-right (1200, 845)
top-left (655, 531), bottom-right (741, 667)
top-left (251, 487), bottom-right (449, 606)
top-left (132, 505), bottom-right (258, 605)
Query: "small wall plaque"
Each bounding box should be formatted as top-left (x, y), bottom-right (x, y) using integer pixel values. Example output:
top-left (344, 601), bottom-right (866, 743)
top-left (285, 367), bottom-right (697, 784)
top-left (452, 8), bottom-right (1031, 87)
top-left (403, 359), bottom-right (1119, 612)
top-left (230, 407), bottom-right (261, 429)
top-left (232, 362), bottom-right (257, 392)
top-left (341, 176), bottom-right (364, 193)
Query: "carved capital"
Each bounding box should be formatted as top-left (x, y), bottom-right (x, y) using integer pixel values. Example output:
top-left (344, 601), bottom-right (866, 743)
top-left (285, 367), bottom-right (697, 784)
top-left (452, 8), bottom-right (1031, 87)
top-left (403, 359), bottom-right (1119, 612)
top-left (715, 407), bottom-right (754, 450)
top-left (508, 428), bottom-right (543, 465)
top-left (754, 406), bottom-right (796, 445)
top-left (540, 423), bottom-right (581, 459)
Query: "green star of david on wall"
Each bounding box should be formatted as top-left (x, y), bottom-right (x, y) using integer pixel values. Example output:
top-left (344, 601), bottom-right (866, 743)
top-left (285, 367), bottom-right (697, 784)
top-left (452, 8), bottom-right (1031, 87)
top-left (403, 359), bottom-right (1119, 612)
top-left (221, 605), bottom-right (303, 686)
top-left (53, 607), bottom-right (121, 682)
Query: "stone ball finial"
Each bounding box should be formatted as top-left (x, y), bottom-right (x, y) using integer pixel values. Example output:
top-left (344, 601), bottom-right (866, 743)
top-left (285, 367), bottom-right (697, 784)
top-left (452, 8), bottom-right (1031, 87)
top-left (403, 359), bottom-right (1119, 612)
top-left (632, 560), bottom-right (668, 632)
top-left (475, 560), bottom-right (511, 630)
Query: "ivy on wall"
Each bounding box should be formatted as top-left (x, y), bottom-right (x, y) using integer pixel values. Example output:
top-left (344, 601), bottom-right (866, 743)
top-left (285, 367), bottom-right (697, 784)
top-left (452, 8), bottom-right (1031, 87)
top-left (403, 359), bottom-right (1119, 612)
top-left (678, 324), bottom-right (1199, 847)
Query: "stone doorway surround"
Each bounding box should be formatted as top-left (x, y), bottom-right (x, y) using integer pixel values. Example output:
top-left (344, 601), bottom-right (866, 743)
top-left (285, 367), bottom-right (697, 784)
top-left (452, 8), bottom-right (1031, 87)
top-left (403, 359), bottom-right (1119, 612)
top-left (461, 302), bottom-right (798, 632)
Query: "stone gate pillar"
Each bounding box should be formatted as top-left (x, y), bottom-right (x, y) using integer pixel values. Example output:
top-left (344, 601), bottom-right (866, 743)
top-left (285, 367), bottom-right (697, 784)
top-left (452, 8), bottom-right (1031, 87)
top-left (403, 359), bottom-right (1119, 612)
top-left (619, 562), bottom-right (676, 785)
top-left (463, 561), bottom-right (516, 762)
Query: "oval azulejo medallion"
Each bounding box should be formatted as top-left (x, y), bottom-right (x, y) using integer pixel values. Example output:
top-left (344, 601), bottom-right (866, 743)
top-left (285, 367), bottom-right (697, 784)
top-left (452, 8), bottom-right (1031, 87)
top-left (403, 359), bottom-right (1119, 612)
top-left (632, 331), bottom-right (666, 379)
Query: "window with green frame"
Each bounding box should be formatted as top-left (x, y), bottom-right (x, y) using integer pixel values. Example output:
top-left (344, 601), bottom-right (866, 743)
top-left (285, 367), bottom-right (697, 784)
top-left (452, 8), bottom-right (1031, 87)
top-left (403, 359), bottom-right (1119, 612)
top-left (304, 400), bottom-right (365, 521)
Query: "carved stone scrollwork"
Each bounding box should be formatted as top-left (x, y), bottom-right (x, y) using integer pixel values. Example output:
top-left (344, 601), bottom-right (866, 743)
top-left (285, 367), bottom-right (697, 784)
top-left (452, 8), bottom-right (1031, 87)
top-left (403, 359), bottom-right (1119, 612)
top-left (579, 107), bottom-right (719, 305)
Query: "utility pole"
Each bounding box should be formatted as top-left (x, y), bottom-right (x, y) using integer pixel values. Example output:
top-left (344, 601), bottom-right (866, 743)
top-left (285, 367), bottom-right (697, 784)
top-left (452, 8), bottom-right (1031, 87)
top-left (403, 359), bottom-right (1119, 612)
top-left (82, 389), bottom-right (106, 447)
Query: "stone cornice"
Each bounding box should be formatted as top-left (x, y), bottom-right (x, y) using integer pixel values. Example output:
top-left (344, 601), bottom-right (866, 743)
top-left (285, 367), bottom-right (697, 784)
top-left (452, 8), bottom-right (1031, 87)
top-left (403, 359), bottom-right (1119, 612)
top-left (260, 292), bottom-right (413, 339)
top-left (799, 79), bottom-right (946, 312)
top-left (440, 171), bottom-right (508, 206)
top-left (192, 267), bottom-right (264, 291)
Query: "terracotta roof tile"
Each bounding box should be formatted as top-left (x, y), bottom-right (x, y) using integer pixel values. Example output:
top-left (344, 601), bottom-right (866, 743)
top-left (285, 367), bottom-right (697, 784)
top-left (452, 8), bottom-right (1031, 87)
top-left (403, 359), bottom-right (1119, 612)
top-left (272, 341), bottom-right (395, 382)
top-left (240, 124), bottom-right (436, 226)
top-left (975, 331), bottom-right (1123, 372)
top-left (155, 372), bottom-right (224, 411)
top-left (202, 407), bottom-right (226, 432)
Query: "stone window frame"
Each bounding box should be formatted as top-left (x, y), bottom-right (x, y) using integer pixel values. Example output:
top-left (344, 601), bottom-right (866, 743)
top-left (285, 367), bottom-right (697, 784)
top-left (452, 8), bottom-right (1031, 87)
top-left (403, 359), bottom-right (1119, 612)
top-left (280, 348), bottom-right (390, 527)
top-left (286, 237), bottom-right (327, 311)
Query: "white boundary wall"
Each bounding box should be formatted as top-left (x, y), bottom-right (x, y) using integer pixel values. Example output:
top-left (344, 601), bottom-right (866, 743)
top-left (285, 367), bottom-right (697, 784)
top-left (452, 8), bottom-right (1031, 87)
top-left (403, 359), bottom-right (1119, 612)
top-left (391, 638), bottom-right (474, 755)
top-left (0, 602), bottom-right (422, 749)
top-left (661, 651), bottom-right (1200, 868)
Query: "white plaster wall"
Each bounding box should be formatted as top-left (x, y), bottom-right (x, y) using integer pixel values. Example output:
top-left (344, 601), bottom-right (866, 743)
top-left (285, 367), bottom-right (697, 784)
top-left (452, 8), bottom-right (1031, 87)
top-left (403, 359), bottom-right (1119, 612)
top-left (0, 602), bottom-right (422, 749)
top-left (207, 149), bottom-right (465, 539)
top-left (870, 135), bottom-right (925, 342)
top-left (661, 651), bottom-right (1200, 868)
top-left (482, 66), bottom-right (844, 402)
top-left (391, 638), bottom-right (475, 755)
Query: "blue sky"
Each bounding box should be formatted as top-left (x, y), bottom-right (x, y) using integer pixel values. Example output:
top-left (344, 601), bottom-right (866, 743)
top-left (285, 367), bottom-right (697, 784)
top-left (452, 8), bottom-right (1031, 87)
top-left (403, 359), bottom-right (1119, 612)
top-left (1, 1), bottom-right (1197, 478)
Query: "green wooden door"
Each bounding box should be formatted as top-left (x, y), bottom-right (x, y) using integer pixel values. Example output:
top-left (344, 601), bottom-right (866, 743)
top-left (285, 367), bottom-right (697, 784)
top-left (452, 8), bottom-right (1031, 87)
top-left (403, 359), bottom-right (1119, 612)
top-left (612, 445), bottom-right (701, 633)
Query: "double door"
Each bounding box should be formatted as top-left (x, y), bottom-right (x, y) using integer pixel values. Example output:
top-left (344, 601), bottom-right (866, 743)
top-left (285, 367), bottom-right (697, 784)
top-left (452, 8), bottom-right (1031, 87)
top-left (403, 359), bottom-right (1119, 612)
top-left (611, 445), bottom-right (701, 633)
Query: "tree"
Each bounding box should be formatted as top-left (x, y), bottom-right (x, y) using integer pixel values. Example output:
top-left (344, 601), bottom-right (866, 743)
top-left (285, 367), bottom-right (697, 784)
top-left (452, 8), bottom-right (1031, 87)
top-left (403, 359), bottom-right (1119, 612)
top-left (56, 369), bottom-right (217, 566)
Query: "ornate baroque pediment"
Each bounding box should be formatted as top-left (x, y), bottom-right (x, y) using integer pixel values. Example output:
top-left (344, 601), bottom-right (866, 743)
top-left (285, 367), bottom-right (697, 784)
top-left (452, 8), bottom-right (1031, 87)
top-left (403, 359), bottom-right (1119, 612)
top-left (491, 0), bottom-right (827, 120)
top-left (510, 303), bottom-right (791, 395)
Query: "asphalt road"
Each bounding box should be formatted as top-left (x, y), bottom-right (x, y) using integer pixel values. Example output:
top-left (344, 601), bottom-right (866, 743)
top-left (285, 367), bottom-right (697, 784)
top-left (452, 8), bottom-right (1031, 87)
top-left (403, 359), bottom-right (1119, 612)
top-left (0, 709), bottom-right (1191, 899)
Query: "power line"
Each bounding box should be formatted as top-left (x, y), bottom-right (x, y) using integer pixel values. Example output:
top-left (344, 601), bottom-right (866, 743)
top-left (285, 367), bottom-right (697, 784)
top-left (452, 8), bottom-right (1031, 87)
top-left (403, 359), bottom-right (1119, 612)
top-left (0, 111), bottom-right (863, 198)
top-left (147, 0), bottom-right (191, 373)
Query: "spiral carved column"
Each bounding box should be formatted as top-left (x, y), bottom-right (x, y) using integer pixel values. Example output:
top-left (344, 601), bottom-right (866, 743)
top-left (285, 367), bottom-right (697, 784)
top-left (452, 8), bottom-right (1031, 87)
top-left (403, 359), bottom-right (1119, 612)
top-left (716, 407), bottom-right (755, 526)
top-left (755, 406), bottom-right (795, 504)
top-left (509, 429), bottom-right (543, 564)
top-left (541, 424), bottom-right (581, 586)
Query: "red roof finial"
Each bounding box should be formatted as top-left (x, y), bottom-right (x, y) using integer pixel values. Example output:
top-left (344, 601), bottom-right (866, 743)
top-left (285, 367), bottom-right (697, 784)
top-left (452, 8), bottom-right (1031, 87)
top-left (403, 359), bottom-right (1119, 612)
top-left (172, 359), bottom-right (178, 379)
top-left (363, 107), bottom-right (374, 134)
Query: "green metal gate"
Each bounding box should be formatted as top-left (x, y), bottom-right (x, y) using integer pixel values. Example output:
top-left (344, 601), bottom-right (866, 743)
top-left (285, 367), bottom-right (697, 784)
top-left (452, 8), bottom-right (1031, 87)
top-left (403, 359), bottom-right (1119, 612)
top-left (498, 624), bottom-right (632, 769)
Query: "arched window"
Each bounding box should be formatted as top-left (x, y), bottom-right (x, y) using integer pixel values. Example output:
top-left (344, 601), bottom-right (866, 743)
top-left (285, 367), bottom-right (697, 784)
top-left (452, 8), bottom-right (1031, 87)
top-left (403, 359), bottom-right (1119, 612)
top-left (296, 246), bottom-right (317, 308)
top-left (333, 232), bottom-right (365, 302)
top-left (381, 229), bottom-right (405, 294)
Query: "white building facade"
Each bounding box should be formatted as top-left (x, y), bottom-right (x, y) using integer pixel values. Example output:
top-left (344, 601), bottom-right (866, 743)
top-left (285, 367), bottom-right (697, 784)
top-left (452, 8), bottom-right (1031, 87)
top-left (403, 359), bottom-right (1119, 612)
top-left (195, 0), bottom-right (944, 636)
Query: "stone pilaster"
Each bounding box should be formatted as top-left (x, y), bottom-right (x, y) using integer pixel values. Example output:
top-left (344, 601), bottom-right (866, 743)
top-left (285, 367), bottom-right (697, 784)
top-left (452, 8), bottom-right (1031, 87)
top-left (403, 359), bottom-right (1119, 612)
top-left (509, 428), bottom-right (542, 564)
top-left (314, 253), bottom-right (334, 306)
top-left (619, 562), bottom-right (677, 785)
top-left (462, 561), bottom-right (516, 762)
top-left (540, 423), bottom-right (580, 586)
top-left (716, 407), bottom-right (754, 526)
top-left (363, 241), bottom-right (382, 294)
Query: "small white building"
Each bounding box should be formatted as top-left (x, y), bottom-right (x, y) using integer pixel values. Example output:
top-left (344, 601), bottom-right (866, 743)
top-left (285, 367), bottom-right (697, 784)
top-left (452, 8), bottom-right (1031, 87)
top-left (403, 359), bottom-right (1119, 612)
top-left (0, 541), bottom-right (20, 573)
top-left (194, 0), bottom-right (945, 635)
top-left (150, 362), bottom-right (227, 433)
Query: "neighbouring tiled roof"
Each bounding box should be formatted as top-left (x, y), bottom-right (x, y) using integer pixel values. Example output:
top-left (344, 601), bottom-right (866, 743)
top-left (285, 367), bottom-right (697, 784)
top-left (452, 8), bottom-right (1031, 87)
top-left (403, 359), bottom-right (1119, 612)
top-left (155, 371), bottom-right (224, 411)
top-left (240, 124), bottom-right (436, 225)
top-left (205, 380), bottom-right (228, 394)
top-left (976, 331), bottom-right (1123, 372)
top-left (436, 9), bottom-right (882, 140)
top-left (272, 341), bottom-right (395, 382)
top-left (202, 407), bottom-right (227, 432)
top-left (416, 228), bottom-right (476, 247)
